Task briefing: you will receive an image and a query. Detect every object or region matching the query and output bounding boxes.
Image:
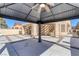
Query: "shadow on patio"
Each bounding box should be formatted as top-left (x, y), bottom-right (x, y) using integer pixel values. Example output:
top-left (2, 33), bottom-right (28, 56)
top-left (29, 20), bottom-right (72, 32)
top-left (54, 36), bottom-right (79, 56)
top-left (0, 38), bottom-right (53, 56)
top-left (70, 37), bottom-right (79, 56)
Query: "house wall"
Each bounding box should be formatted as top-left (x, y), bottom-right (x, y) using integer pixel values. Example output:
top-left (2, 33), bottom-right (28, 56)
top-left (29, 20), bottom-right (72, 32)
top-left (55, 20), bottom-right (71, 37)
top-left (0, 29), bottom-right (20, 35)
top-left (22, 20), bottom-right (71, 37)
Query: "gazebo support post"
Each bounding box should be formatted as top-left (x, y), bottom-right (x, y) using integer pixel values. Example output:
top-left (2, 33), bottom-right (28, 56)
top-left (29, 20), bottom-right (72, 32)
top-left (38, 22), bottom-right (42, 42)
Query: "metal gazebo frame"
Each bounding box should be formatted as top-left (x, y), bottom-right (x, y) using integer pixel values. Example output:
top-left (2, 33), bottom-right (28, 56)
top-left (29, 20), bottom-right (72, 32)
top-left (0, 3), bottom-right (79, 42)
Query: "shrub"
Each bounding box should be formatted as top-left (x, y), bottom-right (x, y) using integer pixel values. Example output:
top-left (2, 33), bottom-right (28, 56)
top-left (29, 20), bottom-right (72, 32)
top-left (77, 31), bottom-right (79, 37)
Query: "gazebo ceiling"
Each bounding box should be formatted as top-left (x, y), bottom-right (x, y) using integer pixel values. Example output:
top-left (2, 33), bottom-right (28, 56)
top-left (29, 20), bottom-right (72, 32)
top-left (0, 3), bottom-right (79, 24)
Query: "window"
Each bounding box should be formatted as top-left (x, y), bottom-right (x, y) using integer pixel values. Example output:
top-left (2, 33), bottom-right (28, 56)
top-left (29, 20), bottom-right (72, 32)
top-left (61, 24), bottom-right (65, 32)
top-left (15, 27), bottom-right (18, 29)
top-left (20, 27), bottom-right (22, 29)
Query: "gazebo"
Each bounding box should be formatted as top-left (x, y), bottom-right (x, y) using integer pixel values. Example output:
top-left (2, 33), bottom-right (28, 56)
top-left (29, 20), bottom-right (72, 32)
top-left (0, 3), bottom-right (79, 42)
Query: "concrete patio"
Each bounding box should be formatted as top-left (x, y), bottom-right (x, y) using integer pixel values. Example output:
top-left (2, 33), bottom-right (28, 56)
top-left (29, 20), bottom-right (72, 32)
top-left (0, 35), bottom-right (79, 56)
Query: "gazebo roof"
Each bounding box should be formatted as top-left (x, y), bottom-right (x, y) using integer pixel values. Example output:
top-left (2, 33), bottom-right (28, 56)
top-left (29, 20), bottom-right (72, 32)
top-left (0, 3), bottom-right (79, 24)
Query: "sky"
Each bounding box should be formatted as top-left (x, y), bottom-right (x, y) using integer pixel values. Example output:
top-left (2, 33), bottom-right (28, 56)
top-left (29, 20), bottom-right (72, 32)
top-left (4, 18), bottom-right (26, 28)
top-left (4, 18), bottom-right (79, 28)
top-left (71, 19), bottom-right (79, 27)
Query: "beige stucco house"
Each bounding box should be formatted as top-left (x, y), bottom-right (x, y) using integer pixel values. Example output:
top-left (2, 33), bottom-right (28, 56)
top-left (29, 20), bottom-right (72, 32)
top-left (23, 20), bottom-right (71, 37)
top-left (12, 23), bottom-right (25, 35)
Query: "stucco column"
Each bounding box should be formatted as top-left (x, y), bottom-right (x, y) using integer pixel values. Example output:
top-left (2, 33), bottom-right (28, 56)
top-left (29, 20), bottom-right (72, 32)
top-left (21, 28), bottom-right (25, 35)
top-left (31, 24), bottom-right (38, 38)
top-left (55, 23), bottom-right (60, 37)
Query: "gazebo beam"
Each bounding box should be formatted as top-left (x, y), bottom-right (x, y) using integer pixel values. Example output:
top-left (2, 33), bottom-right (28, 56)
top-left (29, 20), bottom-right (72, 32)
top-left (0, 14), bottom-right (37, 23)
top-left (50, 3), bottom-right (62, 9)
top-left (41, 15), bottom-right (79, 24)
top-left (0, 3), bottom-right (15, 8)
top-left (25, 9), bottom-right (32, 19)
top-left (66, 3), bottom-right (79, 8)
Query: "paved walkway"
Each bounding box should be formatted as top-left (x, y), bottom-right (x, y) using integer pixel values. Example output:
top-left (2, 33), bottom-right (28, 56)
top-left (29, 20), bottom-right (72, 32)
top-left (41, 37), bottom-right (79, 56)
top-left (41, 37), bottom-right (71, 56)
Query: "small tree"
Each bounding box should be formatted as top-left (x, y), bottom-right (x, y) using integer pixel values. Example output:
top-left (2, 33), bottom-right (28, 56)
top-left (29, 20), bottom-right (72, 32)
top-left (76, 22), bottom-right (79, 29)
top-left (76, 22), bottom-right (79, 37)
top-left (77, 31), bottom-right (79, 37)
